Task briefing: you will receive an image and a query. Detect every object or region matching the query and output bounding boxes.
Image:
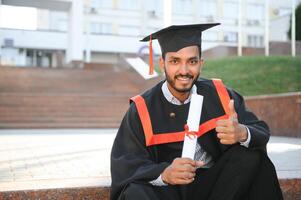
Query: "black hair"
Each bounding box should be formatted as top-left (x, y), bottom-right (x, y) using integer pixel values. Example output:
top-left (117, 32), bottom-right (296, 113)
top-left (162, 45), bottom-right (202, 60)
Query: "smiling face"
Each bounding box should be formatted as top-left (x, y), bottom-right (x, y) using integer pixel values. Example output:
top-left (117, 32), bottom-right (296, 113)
top-left (159, 45), bottom-right (204, 102)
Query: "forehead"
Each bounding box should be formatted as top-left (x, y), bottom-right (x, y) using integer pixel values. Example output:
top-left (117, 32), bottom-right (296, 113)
top-left (165, 45), bottom-right (200, 58)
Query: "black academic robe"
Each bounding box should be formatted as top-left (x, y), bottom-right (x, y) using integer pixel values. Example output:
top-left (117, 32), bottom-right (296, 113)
top-left (110, 78), bottom-right (282, 200)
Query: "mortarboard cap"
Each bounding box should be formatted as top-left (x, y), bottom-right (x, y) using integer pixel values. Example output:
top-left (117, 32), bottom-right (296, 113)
top-left (141, 23), bottom-right (220, 75)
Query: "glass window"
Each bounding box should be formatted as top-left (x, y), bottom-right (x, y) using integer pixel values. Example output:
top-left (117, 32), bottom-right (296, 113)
top-left (200, 0), bottom-right (217, 17)
top-left (247, 35), bottom-right (264, 47)
top-left (90, 0), bottom-right (112, 9)
top-left (118, 25), bottom-right (140, 36)
top-left (247, 3), bottom-right (264, 20)
top-left (50, 11), bottom-right (68, 31)
top-left (277, 8), bottom-right (291, 16)
top-left (118, 0), bottom-right (140, 10)
top-left (90, 22), bottom-right (112, 34)
top-left (202, 31), bottom-right (218, 41)
top-left (174, 0), bottom-right (193, 14)
top-left (224, 32), bottom-right (238, 42)
top-left (224, 2), bottom-right (238, 19)
top-left (57, 19), bottom-right (67, 32)
top-left (146, 0), bottom-right (163, 14)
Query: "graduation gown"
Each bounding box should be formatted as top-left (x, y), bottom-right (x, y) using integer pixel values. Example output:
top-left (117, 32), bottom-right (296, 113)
top-left (110, 78), bottom-right (282, 200)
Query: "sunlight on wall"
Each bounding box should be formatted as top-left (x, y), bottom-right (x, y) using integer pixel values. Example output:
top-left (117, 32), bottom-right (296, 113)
top-left (0, 5), bottom-right (37, 30)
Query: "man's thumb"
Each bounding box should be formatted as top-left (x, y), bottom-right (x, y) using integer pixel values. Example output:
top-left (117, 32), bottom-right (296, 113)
top-left (229, 100), bottom-right (237, 118)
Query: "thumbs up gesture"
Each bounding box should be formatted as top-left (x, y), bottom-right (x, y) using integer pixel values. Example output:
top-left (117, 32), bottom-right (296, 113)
top-left (216, 100), bottom-right (248, 145)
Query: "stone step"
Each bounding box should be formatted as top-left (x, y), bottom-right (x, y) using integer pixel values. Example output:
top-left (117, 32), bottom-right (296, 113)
top-left (0, 67), bottom-right (158, 129)
top-left (0, 93), bottom-right (132, 98)
top-left (0, 117), bottom-right (121, 122)
top-left (0, 100), bottom-right (128, 105)
top-left (0, 112), bottom-right (125, 118)
top-left (0, 106), bottom-right (128, 113)
top-left (0, 122), bottom-right (120, 128)
top-left (0, 179), bottom-right (300, 200)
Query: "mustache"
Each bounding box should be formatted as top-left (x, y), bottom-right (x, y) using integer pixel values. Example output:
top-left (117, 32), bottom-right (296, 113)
top-left (175, 74), bottom-right (193, 79)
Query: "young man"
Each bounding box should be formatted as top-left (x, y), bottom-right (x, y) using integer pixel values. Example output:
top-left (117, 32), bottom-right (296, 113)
top-left (110, 23), bottom-right (283, 200)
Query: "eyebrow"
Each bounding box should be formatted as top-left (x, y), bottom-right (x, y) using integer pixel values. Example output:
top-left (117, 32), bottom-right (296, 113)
top-left (188, 56), bottom-right (199, 60)
top-left (168, 56), bottom-right (199, 60)
top-left (168, 56), bottom-right (180, 60)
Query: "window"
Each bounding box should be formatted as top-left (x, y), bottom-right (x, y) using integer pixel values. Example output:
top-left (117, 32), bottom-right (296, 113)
top-left (224, 32), bottom-right (238, 42)
top-left (90, 0), bottom-right (112, 9)
top-left (90, 22), bottom-right (112, 34)
top-left (246, 3), bottom-right (264, 26)
top-left (118, 0), bottom-right (140, 10)
top-left (224, 2), bottom-right (238, 19)
top-left (202, 31), bottom-right (218, 41)
top-left (146, 0), bottom-right (163, 14)
top-left (57, 19), bottom-right (67, 32)
top-left (276, 8), bottom-right (291, 16)
top-left (174, 0), bottom-right (193, 14)
top-left (247, 35), bottom-right (264, 47)
top-left (200, 0), bottom-right (217, 17)
top-left (118, 25), bottom-right (140, 36)
top-left (247, 4), bottom-right (264, 21)
top-left (50, 11), bottom-right (67, 32)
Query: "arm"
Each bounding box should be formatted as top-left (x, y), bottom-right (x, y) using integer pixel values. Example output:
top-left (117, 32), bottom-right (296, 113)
top-left (233, 90), bottom-right (270, 148)
top-left (215, 90), bottom-right (270, 149)
top-left (150, 158), bottom-right (204, 186)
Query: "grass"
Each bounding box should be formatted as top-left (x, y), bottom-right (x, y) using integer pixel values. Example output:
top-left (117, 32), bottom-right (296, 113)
top-left (200, 56), bottom-right (301, 96)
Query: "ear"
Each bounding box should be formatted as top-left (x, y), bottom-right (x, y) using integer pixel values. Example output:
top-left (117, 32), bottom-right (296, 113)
top-left (199, 58), bottom-right (204, 71)
top-left (159, 57), bottom-right (165, 71)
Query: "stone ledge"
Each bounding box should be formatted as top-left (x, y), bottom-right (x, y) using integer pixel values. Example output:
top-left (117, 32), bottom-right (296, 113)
top-left (279, 179), bottom-right (301, 200)
top-left (0, 179), bottom-right (300, 200)
top-left (0, 187), bottom-right (110, 200)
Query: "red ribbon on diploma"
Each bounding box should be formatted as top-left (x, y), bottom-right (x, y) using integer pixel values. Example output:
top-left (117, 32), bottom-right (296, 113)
top-left (184, 124), bottom-right (197, 140)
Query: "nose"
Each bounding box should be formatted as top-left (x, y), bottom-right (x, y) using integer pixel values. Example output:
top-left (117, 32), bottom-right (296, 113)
top-left (178, 63), bottom-right (189, 75)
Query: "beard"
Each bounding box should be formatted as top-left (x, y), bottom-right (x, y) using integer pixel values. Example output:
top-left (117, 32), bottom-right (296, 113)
top-left (165, 69), bottom-right (199, 93)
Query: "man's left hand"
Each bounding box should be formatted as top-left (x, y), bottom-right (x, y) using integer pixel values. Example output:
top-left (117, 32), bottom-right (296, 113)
top-left (216, 100), bottom-right (248, 145)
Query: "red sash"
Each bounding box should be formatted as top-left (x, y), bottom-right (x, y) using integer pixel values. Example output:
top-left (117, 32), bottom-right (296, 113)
top-left (130, 79), bottom-right (230, 146)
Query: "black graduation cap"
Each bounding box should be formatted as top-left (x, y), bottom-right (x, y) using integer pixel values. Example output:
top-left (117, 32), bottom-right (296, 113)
top-left (141, 23), bottom-right (220, 75)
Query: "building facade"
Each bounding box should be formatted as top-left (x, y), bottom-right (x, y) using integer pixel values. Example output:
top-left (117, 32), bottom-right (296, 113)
top-left (0, 0), bottom-right (299, 67)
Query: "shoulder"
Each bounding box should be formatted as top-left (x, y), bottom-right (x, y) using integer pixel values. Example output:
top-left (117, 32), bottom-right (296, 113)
top-left (195, 77), bottom-right (215, 90)
top-left (128, 81), bottom-right (163, 113)
top-left (195, 77), bottom-right (230, 93)
top-left (196, 78), bottom-right (244, 101)
top-left (130, 81), bottom-right (163, 107)
top-left (140, 81), bottom-right (164, 101)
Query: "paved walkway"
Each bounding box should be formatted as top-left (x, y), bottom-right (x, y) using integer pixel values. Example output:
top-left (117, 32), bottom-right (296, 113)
top-left (0, 129), bottom-right (300, 192)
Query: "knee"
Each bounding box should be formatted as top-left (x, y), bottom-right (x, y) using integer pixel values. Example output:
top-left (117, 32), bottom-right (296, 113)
top-left (123, 183), bottom-right (154, 199)
top-left (123, 183), bottom-right (141, 198)
top-left (230, 146), bottom-right (261, 170)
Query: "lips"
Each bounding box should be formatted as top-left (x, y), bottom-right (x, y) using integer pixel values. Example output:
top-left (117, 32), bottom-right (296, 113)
top-left (175, 75), bottom-right (193, 82)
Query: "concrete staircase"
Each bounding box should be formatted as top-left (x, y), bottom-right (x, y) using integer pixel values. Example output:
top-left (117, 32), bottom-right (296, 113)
top-left (0, 66), bottom-right (160, 129)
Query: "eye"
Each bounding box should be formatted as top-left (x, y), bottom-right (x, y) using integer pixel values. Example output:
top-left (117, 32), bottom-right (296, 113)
top-left (169, 59), bottom-right (179, 65)
top-left (189, 59), bottom-right (198, 65)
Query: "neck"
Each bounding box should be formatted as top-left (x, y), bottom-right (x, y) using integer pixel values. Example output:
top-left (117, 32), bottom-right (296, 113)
top-left (166, 83), bottom-right (190, 104)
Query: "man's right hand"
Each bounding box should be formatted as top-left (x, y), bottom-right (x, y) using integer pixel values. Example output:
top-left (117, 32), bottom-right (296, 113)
top-left (161, 158), bottom-right (204, 185)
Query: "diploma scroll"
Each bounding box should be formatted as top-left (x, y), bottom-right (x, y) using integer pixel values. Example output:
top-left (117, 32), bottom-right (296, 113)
top-left (181, 94), bottom-right (204, 160)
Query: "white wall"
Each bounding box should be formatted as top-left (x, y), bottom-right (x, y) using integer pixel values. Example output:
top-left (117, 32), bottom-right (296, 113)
top-left (0, 28), bottom-right (163, 54)
top-left (270, 15), bottom-right (290, 41)
top-left (1, 29), bottom-right (67, 50)
top-left (1, 48), bottom-right (26, 66)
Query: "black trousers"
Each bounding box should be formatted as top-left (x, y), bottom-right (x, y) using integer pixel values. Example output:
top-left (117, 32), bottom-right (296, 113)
top-left (120, 146), bottom-right (283, 200)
